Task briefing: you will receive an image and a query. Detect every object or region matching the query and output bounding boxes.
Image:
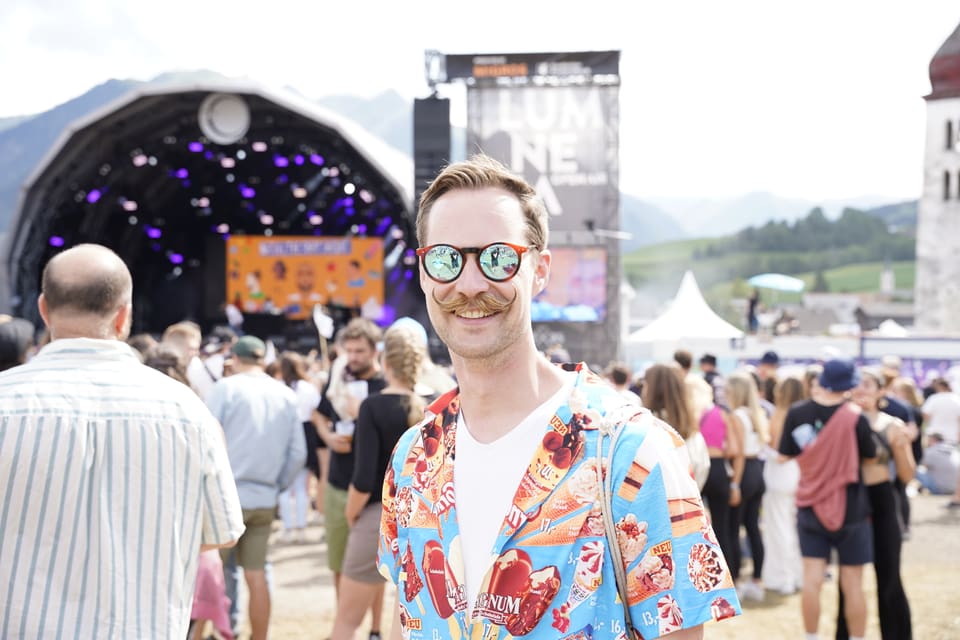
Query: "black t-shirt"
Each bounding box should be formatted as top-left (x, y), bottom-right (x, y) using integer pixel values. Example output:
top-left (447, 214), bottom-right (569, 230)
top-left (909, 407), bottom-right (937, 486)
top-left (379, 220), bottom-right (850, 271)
top-left (318, 373), bottom-right (387, 490)
top-left (779, 399), bottom-right (877, 525)
top-left (351, 393), bottom-right (416, 502)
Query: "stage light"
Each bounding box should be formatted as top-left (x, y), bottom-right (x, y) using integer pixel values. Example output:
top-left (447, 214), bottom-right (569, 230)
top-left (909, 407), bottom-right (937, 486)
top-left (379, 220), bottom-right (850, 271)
top-left (175, 168), bottom-right (189, 179)
top-left (264, 229), bottom-right (273, 236)
top-left (216, 223), bottom-right (230, 234)
top-left (188, 142), bottom-right (204, 153)
top-left (274, 156), bottom-right (289, 168)
top-left (292, 187), bottom-right (307, 198)
top-left (99, 164), bottom-right (111, 176)
top-left (294, 154), bottom-right (305, 166)
top-left (236, 150), bottom-right (247, 160)
top-left (344, 183), bottom-right (356, 195)
top-left (260, 214), bottom-right (274, 225)
top-left (172, 266), bottom-right (183, 276)
top-left (148, 156), bottom-right (158, 166)
top-left (240, 186), bottom-right (256, 199)
top-left (49, 236), bottom-right (65, 247)
top-left (225, 174), bottom-right (236, 183)
top-left (169, 253), bottom-right (184, 264)
top-left (310, 154), bottom-right (324, 165)
top-left (359, 189), bottom-right (374, 204)
top-left (252, 141), bottom-right (268, 152)
top-left (132, 154), bottom-right (148, 167)
top-left (86, 189), bottom-right (102, 203)
top-left (309, 214), bottom-right (322, 225)
top-left (221, 157), bottom-right (236, 168)
top-left (146, 227), bottom-right (162, 239)
top-left (197, 197), bottom-right (210, 208)
top-left (128, 215), bottom-right (138, 224)
top-left (123, 200), bottom-right (139, 211)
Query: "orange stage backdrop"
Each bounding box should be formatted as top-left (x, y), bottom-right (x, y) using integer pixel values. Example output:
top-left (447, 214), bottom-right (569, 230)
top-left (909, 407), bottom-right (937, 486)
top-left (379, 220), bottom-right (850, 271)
top-left (226, 236), bottom-right (384, 320)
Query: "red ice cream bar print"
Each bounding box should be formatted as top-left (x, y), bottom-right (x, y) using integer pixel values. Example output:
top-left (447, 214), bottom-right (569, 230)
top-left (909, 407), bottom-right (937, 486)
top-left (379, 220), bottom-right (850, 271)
top-left (476, 549), bottom-right (561, 635)
top-left (421, 540), bottom-right (464, 619)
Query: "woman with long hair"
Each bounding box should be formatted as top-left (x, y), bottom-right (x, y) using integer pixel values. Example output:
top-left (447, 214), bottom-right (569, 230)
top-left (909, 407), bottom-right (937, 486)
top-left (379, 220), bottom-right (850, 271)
top-left (836, 368), bottom-right (915, 640)
top-left (761, 376), bottom-right (805, 595)
top-left (726, 371), bottom-right (770, 601)
top-left (276, 351), bottom-right (322, 543)
top-left (642, 364), bottom-right (710, 489)
top-left (331, 324), bottom-right (427, 640)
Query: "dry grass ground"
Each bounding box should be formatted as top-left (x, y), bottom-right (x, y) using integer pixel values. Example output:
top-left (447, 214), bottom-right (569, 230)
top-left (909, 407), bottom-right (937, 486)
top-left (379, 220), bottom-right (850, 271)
top-left (229, 492), bottom-right (960, 639)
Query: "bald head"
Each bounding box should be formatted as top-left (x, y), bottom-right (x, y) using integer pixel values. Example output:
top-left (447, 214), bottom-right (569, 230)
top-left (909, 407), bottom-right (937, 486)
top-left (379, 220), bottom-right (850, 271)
top-left (40, 244), bottom-right (133, 340)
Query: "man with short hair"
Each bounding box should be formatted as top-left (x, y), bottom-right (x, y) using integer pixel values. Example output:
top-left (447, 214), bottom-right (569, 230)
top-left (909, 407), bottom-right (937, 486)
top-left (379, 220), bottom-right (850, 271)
top-left (778, 358), bottom-right (876, 640)
top-left (206, 334), bottom-right (306, 640)
top-left (0, 243), bottom-right (244, 638)
top-left (317, 317), bottom-right (388, 636)
top-left (378, 155), bottom-right (740, 639)
top-left (699, 353), bottom-right (727, 407)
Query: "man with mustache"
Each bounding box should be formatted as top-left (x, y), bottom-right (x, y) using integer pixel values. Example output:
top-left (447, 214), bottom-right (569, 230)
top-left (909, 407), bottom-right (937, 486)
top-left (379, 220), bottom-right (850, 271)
top-left (377, 155), bottom-right (740, 639)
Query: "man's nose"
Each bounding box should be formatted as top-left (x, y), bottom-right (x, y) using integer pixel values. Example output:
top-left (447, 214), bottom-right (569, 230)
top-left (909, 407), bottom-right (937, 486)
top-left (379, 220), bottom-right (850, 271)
top-left (454, 255), bottom-right (491, 294)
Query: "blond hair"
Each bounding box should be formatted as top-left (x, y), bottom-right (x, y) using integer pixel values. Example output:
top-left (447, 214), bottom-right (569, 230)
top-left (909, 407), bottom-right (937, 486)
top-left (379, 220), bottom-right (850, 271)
top-left (383, 325), bottom-right (427, 426)
top-left (726, 371), bottom-right (770, 445)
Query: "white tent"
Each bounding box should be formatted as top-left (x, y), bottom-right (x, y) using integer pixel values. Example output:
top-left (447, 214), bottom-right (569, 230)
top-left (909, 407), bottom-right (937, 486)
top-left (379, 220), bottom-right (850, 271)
top-left (624, 271), bottom-right (744, 366)
top-left (628, 271), bottom-right (744, 342)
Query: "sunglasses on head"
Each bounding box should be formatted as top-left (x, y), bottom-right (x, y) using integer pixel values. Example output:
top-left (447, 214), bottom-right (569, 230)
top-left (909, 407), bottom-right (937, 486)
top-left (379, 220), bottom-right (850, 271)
top-left (416, 242), bottom-right (537, 283)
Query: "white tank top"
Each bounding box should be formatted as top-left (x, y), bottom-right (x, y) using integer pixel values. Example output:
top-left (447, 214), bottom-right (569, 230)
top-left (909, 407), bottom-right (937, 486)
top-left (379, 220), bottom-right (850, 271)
top-left (735, 406), bottom-right (763, 457)
top-left (454, 372), bottom-right (575, 619)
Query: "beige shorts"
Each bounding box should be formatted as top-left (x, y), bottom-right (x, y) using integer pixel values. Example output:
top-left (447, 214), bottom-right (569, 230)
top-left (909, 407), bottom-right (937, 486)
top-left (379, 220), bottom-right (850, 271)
top-left (341, 502), bottom-right (386, 584)
top-left (222, 508), bottom-right (275, 570)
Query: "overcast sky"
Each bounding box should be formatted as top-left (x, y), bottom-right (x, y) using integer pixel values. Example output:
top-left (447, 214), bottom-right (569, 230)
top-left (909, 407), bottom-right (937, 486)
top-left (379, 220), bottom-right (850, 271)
top-left (1, 1), bottom-right (957, 201)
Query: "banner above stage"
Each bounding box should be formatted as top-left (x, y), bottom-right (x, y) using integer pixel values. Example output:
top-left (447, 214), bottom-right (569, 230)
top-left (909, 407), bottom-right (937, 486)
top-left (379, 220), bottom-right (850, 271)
top-left (436, 50), bottom-right (620, 83)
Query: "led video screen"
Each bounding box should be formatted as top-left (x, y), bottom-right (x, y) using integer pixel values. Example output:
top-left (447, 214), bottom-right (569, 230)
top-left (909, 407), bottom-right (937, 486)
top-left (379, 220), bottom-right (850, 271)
top-left (532, 246), bottom-right (607, 322)
top-left (226, 236), bottom-right (384, 320)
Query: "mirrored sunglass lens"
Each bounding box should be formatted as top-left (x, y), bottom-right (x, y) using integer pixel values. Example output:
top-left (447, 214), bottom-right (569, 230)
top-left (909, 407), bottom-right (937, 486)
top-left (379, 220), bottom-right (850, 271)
top-left (479, 244), bottom-right (521, 280)
top-left (425, 246), bottom-right (462, 281)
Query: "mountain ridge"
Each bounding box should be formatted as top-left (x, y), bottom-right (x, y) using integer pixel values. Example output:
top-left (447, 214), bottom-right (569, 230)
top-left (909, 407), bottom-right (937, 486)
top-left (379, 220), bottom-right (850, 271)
top-left (0, 71), bottom-right (917, 243)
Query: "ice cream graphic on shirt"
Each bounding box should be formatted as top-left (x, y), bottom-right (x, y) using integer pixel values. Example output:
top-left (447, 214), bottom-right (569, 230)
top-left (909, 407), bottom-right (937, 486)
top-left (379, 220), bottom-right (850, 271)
top-left (551, 541), bottom-right (604, 632)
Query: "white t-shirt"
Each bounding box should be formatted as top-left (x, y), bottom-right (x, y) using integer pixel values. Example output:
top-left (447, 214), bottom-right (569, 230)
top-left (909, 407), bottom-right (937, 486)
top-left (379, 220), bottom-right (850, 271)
top-left (291, 378), bottom-right (321, 422)
top-left (922, 391), bottom-right (960, 444)
top-left (453, 371), bottom-right (576, 618)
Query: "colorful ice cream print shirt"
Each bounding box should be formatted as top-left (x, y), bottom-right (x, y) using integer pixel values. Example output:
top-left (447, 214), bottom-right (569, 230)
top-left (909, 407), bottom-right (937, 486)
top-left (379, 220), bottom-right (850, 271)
top-left (378, 363), bottom-right (741, 639)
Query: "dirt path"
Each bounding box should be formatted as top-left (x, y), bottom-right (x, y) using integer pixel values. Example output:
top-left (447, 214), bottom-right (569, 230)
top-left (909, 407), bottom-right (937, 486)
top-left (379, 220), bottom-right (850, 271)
top-left (238, 492), bottom-right (960, 639)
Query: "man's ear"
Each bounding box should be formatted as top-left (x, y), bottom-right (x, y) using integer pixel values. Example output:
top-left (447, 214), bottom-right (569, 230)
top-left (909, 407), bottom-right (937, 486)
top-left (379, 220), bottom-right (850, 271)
top-left (37, 294), bottom-right (50, 328)
top-left (113, 302), bottom-right (132, 337)
top-left (533, 248), bottom-right (551, 295)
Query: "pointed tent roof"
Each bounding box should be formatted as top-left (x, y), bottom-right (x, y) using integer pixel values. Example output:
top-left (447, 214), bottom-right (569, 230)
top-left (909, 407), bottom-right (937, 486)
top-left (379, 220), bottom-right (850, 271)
top-left (627, 270), bottom-right (744, 342)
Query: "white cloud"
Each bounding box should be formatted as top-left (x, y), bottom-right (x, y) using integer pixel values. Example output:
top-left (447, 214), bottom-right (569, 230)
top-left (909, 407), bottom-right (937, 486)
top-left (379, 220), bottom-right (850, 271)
top-left (0, 0), bottom-right (957, 201)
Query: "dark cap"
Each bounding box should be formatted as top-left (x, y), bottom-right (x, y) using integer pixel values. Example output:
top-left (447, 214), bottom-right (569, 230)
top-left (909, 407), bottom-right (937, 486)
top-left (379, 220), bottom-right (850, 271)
top-left (232, 335), bottom-right (266, 360)
top-left (699, 354), bottom-right (717, 366)
top-left (819, 358), bottom-right (860, 392)
top-left (760, 351), bottom-right (780, 366)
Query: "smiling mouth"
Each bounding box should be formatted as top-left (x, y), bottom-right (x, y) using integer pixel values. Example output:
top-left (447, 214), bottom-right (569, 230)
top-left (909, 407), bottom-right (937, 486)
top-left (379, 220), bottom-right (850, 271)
top-left (456, 309), bottom-right (494, 319)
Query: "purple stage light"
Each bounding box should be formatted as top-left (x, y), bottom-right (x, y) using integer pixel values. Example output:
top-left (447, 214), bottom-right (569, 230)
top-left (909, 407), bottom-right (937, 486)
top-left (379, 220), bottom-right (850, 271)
top-left (145, 226), bottom-right (162, 239)
top-left (188, 142), bottom-right (203, 152)
top-left (169, 253), bottom-right (184, 264)
top-left (86, 189), bottom-right (102, 204)
top-left (375, 218), bottom-right (392, 235)
top-left (294, 154), bottom-right (305, 166)
top-left (310, 154), bottom-right (324, 165)
top-left (175, 168), bottom-right (189, 179)
top-left (404, 269), bottom-right (414, 280)
top-left (240, 186), bottom-right (256, 199)
top-left (49, 236), bottom-right (65, 247)
top-left (273, 155), bottom-right (289, 168)
top-left (204, 151), bottom-right (214, 160)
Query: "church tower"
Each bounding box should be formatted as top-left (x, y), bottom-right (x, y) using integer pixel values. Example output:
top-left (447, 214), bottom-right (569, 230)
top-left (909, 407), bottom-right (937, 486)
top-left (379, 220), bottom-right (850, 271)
top-left (916, 21), bottom-right (960, 334)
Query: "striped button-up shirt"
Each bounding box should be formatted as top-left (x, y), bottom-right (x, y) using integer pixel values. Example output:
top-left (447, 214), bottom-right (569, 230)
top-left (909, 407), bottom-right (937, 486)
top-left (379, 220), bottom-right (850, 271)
top-left (0, 338), bottom-right (245, 639)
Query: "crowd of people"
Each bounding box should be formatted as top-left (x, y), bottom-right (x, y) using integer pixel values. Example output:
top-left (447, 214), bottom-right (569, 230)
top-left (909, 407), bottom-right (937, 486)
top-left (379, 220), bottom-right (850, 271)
top-left (1, 154), bottom-right (959, 640)
top-left (598, 346), bottom-right (960, 640)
